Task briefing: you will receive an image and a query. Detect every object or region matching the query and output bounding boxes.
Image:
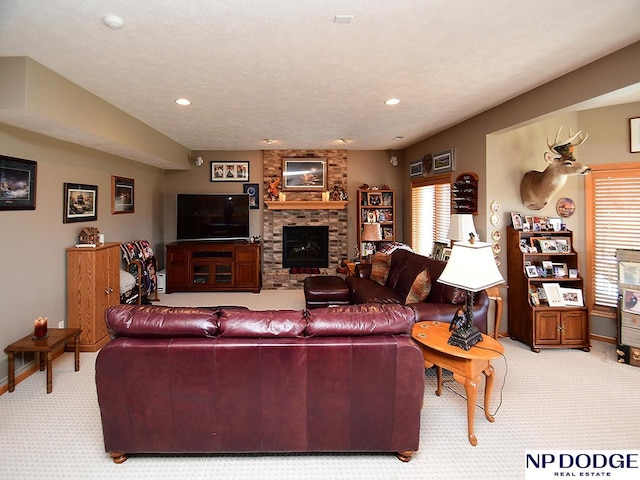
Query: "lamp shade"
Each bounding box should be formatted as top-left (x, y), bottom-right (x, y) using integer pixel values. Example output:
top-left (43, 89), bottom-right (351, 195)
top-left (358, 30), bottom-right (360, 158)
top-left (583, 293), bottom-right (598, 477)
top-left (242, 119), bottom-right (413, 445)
top-left (437, 240), bottom-right (504, 292)
top-left (448, 214), bottom-right (478, 242)
top-left (361, 223), bottom-right (383, 242)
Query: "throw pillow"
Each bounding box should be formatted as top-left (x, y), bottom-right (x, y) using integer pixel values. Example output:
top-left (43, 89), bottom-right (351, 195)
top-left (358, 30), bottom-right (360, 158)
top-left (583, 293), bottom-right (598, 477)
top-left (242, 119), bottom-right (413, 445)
top-left (370, 252), bottom-right (392, 286)
top-left (405, 269), bottom-right (432, 304)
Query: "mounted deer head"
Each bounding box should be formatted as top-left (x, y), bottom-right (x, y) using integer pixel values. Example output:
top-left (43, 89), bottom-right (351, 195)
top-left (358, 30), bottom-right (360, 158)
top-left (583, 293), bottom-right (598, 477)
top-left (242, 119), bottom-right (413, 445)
top-left (520, 127), bottom-right (591, 210)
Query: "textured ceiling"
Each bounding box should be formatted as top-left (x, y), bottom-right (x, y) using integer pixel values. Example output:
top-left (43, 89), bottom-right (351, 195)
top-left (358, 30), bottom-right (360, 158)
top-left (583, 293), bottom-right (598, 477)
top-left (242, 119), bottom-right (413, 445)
top-left (1, 0), bottom-right (640, 159)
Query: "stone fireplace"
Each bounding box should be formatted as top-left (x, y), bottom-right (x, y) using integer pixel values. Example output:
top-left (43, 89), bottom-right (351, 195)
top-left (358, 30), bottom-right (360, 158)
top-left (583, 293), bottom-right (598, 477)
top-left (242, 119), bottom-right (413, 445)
top-left (262, 149), bottom-right (348, 289)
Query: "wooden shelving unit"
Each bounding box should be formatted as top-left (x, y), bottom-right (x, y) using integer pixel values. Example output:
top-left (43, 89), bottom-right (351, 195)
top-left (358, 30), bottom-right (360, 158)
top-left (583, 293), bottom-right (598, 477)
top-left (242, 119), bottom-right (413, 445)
top-left (356, 189), bottom-right (395, 256)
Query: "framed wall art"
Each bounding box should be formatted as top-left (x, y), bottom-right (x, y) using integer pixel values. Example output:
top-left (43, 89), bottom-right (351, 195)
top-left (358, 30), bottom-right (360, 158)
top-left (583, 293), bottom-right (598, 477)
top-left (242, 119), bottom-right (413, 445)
top-left (211, 161), bottom-right (250, 182)
top-left (0, 154), bottom-right (37, 210)
top-left (281, 158), bottom-right (327, 191)
top-left (63, 183), bottom-right (98, 223)
top-left (409, 160), bottom-right (423, 178)
top-left (631, 117), bottom-right (640, 153)
top-left (243, 183), bottom-right (259, 209)
top-left (111, 176), bottom-right (134, 214)
top-left (432, 148), bottom-right (455, 173)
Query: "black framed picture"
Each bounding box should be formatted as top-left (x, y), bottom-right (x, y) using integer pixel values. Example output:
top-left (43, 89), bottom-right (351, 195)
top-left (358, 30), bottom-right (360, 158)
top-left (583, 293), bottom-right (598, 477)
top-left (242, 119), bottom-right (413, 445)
top-left (243, 183), bottom-right (259, 209)
top-left (432, 149), bottom-right (455, 173)
top-left (281, 158), bottom-right (327, 191)
top-left (63, 183), bottom-right (98, 223)
top-left (211, 161), bottom-right (250, 182)
top-left (111, 176), bottom-right (134, 214)
top-left (0, 154), bottom-right (37, 210)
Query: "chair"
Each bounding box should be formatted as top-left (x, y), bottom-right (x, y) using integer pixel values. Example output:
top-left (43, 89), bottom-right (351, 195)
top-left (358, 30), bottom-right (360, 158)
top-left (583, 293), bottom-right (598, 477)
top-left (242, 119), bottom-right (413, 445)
top-left (120, 240), bottom-right (159, 304)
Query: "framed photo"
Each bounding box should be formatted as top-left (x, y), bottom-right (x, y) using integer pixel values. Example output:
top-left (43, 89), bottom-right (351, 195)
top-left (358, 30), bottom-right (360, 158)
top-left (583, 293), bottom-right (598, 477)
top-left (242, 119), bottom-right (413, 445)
top-left (432, 149), bottom-right (455, 173)
top-left (555, 237), bottom-right (571, 253)
top-left (552, 262), bottom-right (568, 277)
top-left (622, 288), bottom-right (640, 314)
top-left (432, 241), bottom-right (448, 261)
top-left (243, 183), bottom-right (259, 209)
top-left (539, 239), bottom-right (559, 253)
top-left (530, 291), bottom-right (540, 307)
top-left (619, 261), bottom-right (640, 286)
top-left (542, 283), bottom-right (565, 307)
top-left (210, 161), bottom-right (250, 182)
top-left (511, 212), bottom-right (523, 230)
top-left (442, 247), bottom-right (452, 262)
top-left (0, 154), bottom-right (37, 210)
top-left (409, 160), bottom-right (423, 178)
top-left (111, 176), bottom-right (134, 214)
top-left (281, 158), bottom-right (327, 191)
top-left (368, 192), bottom-right (382, 206)
top-left (631, 117), bottom-right (640, 153)
top-left (525, 265), bottom-right (539, 278)
top-left (561, 287), bottom-right (584, 306)
top-left (63, 183), bottom-right (98, 223)
top-left (569, 268), bottom-right (579, 279)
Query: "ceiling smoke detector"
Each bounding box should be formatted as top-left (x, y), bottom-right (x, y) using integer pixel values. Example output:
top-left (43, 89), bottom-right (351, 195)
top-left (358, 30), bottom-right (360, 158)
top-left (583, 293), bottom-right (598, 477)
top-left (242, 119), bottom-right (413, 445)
top-left (103, 15), bottom-right (125, 30)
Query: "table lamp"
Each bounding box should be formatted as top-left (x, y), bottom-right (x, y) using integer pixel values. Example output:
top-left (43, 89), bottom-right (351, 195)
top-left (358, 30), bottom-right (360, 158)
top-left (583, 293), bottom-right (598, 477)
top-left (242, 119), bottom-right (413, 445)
top-left (448, 213), bottom-right (478, 242)
top-left (437, 236), bottom-right (504, 350)
top-left (361, 222), bottom-right (382, 260)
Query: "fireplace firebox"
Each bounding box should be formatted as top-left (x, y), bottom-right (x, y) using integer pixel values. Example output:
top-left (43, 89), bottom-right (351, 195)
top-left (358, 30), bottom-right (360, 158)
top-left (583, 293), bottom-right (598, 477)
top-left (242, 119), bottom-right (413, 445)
top-left (282, 226), bottom-right (329, 268)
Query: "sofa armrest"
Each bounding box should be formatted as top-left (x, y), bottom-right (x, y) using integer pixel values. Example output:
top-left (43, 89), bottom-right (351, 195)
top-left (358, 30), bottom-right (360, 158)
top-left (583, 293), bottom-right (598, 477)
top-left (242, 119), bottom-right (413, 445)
top-left (411, 289), bottom-right (490, 333)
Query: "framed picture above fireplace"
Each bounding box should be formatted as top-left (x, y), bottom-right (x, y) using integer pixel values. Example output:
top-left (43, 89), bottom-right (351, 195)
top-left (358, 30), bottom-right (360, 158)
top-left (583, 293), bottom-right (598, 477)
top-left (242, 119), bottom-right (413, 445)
top-left (282, 158), bottom-right (327, 191)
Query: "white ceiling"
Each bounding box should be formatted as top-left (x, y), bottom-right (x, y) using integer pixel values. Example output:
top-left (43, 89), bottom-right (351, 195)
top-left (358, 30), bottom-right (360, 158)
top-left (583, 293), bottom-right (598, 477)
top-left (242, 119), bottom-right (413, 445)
top-left (1, 0), bottom-right (640, 157)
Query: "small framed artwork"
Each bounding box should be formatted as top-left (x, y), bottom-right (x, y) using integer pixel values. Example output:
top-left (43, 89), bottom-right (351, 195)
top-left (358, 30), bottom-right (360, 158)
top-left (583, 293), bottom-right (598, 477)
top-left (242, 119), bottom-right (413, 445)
top-left (619, 261), bottom-right (640, 286)
top-left (368, 192), bottom-right (382, 206)
top-left (552, 262), bottom-right (568, 277)
top-left (409, 160), bottom-right (423, 178)
top-left (631, 117), bottom-right (640, 153)
top-left (432, 149), bottom-right (455, 173)
top-left (432, 241), bottom-right (448, 261)
top-left (511, 212), bottom-right (523, 230)
top-left (622, 288), bottom-right (640, 314)
top-left (0, 154), bottom-right (37, 210)
top-left (561, 287), bottom-right (584, 307)
top-left (63, 183), bottom-right (98, 223)
top-left (525, 265), bottom-right (539, 278)
top-left (243, 183), bottom-right (259, 209)
top-left (111, 176), bottom-right (134, 214)
top-left (569, 268), bottom-right (579, 279)
top-left (555, 237), bottom-right (572, 253)
top-left (211, 161), bottom-right (250, 182)
top-left (542, 283), bottom-right (565, 307)
top-left (282, 158), bottom-right (327, 191)
top-left (539, 239), bottom-right (559, 253)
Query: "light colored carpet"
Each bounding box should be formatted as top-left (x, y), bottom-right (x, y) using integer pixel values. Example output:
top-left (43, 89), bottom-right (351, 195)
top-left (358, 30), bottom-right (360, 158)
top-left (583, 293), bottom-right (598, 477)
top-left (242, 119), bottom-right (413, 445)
top-left (1, 289), bottom-right (639, 480)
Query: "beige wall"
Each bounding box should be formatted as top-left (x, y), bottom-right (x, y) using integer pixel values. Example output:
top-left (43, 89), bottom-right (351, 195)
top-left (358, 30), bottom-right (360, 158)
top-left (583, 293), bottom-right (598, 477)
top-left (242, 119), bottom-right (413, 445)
top-left (401, 41), bottom-right (640, 338)
top-left (0, 124), bottom-right (165, 379)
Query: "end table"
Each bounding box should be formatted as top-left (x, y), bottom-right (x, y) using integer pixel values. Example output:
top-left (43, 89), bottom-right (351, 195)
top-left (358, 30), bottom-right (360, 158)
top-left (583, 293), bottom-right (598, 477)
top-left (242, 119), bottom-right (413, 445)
top-left (4, 328), bottom-right (82, 394)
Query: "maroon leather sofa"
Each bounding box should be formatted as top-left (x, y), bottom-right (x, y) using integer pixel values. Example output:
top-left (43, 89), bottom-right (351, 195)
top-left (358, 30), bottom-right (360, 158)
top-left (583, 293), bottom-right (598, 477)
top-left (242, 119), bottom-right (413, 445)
top-left (95, 303), bottom-right (425, 463)
top-left (347, 249), bottom-right (489, 332)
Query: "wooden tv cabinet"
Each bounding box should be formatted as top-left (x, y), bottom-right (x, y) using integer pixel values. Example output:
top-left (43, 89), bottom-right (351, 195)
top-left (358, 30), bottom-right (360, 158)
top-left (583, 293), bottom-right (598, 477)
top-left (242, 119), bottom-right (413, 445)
top-left (165, 241), bottom-right (261, 293)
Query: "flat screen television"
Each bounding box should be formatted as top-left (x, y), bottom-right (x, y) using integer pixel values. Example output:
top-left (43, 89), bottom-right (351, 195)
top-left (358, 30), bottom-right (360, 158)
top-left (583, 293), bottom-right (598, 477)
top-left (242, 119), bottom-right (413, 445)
top-left (176, 193), bottom-right (250, 241)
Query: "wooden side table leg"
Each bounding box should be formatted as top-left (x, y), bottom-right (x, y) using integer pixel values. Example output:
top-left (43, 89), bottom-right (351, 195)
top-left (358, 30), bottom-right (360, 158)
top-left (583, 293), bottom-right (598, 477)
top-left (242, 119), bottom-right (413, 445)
top-left (493, 296), bottom-right (503, 339)
top-left (435, 365), bottom-right (443, 396)
top-left (46, 351), bottom-right (53, 394)
top-left (74, 334), bottom-right (81, 372)
top-left (455, 372), bottom-right (479, 446)
top-left (38, 351), bottom-right (46, 371)
top-left (483, 363), bottom-right (496, 423)
top-left (7, 352), bottom-right (15, 392)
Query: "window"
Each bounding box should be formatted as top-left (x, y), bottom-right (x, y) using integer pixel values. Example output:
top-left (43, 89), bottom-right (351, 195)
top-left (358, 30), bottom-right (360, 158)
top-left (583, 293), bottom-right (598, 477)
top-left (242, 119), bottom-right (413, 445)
top-left (585, 163), bottom-right (640, 315)
top-left (411, 174), bottom-right (451, 256)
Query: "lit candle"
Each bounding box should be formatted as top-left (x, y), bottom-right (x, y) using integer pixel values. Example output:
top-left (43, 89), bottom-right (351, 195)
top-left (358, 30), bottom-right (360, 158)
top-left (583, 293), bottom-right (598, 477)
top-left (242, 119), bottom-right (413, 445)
top-left (279, 192), bottom-right (286, 201)
top-left (34, 316), bottom-right (48, 338)
top-left (322, 191), bottom-right (330, 201)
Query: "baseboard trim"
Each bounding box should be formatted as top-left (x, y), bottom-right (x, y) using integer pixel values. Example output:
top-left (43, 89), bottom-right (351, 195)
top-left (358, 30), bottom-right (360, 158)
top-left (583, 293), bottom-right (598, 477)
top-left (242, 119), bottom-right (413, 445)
top-left (590, 333), bottom-right (616, 344)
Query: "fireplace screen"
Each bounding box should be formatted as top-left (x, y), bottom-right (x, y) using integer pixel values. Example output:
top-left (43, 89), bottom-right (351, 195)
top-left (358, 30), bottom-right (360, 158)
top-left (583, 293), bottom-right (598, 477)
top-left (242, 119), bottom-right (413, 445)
top-left (282, 226), bottom-right (329, 268)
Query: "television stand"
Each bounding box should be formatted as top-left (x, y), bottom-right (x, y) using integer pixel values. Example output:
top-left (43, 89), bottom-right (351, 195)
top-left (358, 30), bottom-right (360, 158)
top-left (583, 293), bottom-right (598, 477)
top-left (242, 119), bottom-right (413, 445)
top-left (165, 241), bottom-right (261, 293)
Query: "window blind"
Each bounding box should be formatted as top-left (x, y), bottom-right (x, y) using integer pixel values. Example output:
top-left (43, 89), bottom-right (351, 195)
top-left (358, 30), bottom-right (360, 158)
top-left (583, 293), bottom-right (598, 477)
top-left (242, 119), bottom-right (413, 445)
top-left (586, 165), bottom-right (640, 309)
top-left (411, 175), bottom-right (451, 257)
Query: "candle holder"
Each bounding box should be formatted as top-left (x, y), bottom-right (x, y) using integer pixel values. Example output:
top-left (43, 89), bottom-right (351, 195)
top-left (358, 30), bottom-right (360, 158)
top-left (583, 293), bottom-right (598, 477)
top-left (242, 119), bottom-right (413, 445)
top-left (33, 316), bottom-right (48, 340)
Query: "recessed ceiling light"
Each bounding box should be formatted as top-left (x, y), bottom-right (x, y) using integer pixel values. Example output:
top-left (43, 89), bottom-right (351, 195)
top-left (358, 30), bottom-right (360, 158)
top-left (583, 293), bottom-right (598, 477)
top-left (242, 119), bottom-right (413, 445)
top-left (339, 138), bottom-right (351, 144)
top-left (385, 98), bottom-right (400, 105)
top-left (264, 138), bottom-right (274, 144)
top-left (103, 15), bottom-right (125, 30)
top-left (393, 136), bottom-right (404, 141)
top-left (334, 15), bottom-right (354, 24)
top-left (175, 98), bottom-right (191, 106)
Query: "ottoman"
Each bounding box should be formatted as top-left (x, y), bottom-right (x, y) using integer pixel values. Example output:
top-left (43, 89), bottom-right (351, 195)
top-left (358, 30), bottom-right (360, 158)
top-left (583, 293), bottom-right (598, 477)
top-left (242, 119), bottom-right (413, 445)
top-left (303, 276), bottom-right (351, 309)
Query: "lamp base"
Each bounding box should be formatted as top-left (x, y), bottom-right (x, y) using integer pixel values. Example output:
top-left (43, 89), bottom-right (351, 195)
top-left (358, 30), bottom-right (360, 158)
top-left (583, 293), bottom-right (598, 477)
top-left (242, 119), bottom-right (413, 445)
top-left (448, 325), bottom-right (483, 350)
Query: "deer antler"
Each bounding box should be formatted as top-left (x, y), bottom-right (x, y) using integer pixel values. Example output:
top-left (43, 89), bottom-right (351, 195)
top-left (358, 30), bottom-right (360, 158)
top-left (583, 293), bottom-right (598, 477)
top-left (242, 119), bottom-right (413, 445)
top-left (547, 126), bottom-right (588, 151)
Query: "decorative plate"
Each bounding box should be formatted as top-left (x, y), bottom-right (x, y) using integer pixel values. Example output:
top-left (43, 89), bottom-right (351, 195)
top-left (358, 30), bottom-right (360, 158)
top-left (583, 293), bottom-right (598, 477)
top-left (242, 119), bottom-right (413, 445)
top-left (490, 213), bottom-right (500, 227)
top-left (423, 154), bottom-right (433, 173)
top-left (492, 243), bottom-right (502, 254)
top-left (490, 200), bottom-right (500, 212)
top-left (556, 197), bottom-right (576, 217)
top-left (491, 229), bottom-right (502, 242)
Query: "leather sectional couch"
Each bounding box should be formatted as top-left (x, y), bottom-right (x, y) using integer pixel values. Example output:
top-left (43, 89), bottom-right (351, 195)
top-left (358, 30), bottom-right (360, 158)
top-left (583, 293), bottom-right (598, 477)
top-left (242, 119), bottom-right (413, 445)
top-left (347, 249), bottom-right (489, 332)
top-left (95, 303), bottom-right (425, 463)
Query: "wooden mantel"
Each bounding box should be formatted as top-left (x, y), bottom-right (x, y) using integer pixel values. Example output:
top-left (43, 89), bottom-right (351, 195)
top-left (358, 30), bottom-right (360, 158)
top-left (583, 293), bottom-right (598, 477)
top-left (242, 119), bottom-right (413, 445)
top-left (264, 200), bottom-right (348, 210)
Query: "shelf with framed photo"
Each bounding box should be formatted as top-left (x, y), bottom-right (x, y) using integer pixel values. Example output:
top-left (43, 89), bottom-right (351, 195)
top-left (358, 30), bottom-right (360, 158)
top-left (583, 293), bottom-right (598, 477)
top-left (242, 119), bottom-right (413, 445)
top-left (506, 225), bottom-right (589, 352)
top-left (356, 188), bottom-right (395, 257)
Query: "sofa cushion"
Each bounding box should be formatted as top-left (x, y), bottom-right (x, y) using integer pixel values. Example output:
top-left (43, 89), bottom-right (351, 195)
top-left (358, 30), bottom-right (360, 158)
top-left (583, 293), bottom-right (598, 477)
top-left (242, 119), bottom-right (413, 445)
top-left (218, 309), bottom-right (306, 337)
top-left (370, 253), bottom-right (392, 286)
top-left (106, 305), bottom-right (219, 338)
top-left (346, 277), bottom-right (405, 304)
top-left (306, 303), bottom-right (415, 337)
top-left (405, 269), bottom-right (432, 304)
